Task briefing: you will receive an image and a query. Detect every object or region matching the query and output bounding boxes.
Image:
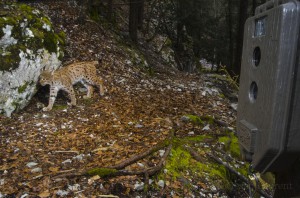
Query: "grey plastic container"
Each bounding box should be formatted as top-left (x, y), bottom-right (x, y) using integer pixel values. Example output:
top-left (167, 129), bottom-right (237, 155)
top-left (237, 0), bottom-right (300, 172)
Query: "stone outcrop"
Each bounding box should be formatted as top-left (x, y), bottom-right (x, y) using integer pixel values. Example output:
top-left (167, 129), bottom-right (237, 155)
top-left (0, 2), bottom-right (65, 117)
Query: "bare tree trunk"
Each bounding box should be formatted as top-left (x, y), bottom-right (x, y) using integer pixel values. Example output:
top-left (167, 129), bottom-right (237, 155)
top-left (227, 0), bottom-right (234, 72)
top-left (234, 0), bottom-right (249, 75)
top-left (137, 0), bottom-right (144, 30)
top-left (107, 0), bottom-right (113, 21)
top-left (129, 0), bottom-right (144, 42)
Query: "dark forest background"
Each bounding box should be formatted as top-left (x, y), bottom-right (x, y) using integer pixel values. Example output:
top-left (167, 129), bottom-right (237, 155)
top-left (71, 0), bottom-right (266, 75)
top-left (86, 0), bottom-right (266, 75)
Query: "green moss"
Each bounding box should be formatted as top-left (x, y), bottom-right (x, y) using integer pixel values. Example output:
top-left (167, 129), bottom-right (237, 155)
top-left (164, 146), bottom-right (194, 179)
top-left (162, 145), bottom-right (232, 190)
top-left (19, 3), bottom-right (33, 13)
top-left (218, 132), bottom-right (241, 159)
top-left (200, 115), bottom-right (215, 125)
top-left (0, 45), bottom-right (21, 71)
top-left (86, 168), bottom-right (118, 177)
top-left (219, 93), bottom-right (225, 98)
top-left (183, 114), bottom-right (204, 125)
top-left (185, 134), bottom-right (212, 142)
top-left (18, 82), bottom-right (29, 93)
top-left (52, 104), bottom-right (68, 110)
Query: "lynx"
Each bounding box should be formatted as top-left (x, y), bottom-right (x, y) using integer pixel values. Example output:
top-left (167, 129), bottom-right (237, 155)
top-left (39, 61), bottom-right (104, 111)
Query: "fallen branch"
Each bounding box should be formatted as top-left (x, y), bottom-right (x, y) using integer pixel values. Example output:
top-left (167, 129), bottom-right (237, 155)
top-left (98, 195), bottom-right (119, 198)
top-left (87, 144), bottom-right (172, 178)
top-left (108, 141), bottom-right (169, 170)
top-left (184, 145), bottom-right (205, 163)
top-left (53, 150), bottom-right (79, 155)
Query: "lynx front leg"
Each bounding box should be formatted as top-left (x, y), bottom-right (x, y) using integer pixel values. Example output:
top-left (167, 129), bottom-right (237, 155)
top-left (97, 78), bottom-right (105, 96)
top-left (43, 86), bottom-right (58, 111)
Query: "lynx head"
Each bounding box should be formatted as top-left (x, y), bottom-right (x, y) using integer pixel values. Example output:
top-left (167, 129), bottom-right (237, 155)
top-left (39, 71), bottom-right (52, 86)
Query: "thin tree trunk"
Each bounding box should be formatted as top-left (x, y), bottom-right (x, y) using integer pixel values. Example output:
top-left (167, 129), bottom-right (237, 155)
top-left (234, 0), bottom-right (249, 75)
top-left (107, 0), bottom-right (113, 21)
top-left (137, 0), bottom-right (144, 30)
top-left (227, 0), bottom-right (234, 72)
top-left (129, 0), bottom-right (139, 42)
top-left (129, 0), bottom-right (144, 42)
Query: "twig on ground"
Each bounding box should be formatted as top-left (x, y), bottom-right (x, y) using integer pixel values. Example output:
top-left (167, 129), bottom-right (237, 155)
top-left (184, 145), bottom-right (205, 163)
top-left (53, 150), bottom-right (79, 155)
top-left (108, 142), bottom-right (168, 170)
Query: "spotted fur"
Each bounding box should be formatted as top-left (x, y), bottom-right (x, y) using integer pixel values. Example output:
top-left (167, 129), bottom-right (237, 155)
top-left (39, 61), bottom-right (104, 111)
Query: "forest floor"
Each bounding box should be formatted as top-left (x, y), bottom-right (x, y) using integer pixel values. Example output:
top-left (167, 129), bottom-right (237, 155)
top-left (0, 1), bottom-right (272, 198)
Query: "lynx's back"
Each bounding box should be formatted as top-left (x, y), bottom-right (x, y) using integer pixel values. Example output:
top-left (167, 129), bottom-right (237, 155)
top-left (63, 61), bottom-right (99, 84)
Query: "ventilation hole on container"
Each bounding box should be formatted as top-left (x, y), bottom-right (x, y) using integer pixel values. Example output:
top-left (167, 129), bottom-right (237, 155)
top-left (253, 47), bottom-right (261, 66)
top-left (249, 81), bottom-right (258, 102)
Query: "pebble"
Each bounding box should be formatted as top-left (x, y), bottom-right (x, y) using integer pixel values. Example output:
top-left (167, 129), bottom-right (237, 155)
top-left (134, 181), bottom-right (144, 191)
top-left (158, 180), bottom-right (165, 188)
top-left (31, 167), bottom-right (42, 173)
top-left (26, 162), bottom-right (38, 168)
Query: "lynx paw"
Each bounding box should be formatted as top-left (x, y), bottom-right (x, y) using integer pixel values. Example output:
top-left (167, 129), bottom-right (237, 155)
top-left (83, 95), bottom-right (92, 99)
top-left (43, 107), bottom-right (51, 111)
top-left (67, 102), bottom-right (76, 106)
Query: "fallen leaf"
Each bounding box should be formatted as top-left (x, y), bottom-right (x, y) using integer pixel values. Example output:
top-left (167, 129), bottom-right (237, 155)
top-left (39, 190), bottom-right (50, 198)
top-left (49, 167), bottom-right (60, 172)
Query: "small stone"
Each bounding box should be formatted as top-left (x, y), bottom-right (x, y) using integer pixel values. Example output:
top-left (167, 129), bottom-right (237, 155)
top-left (159, 149), bottom-right (165, 157)
top-left (202, 124), bottom-right (210, 131)
top-left (135, 124), bottom-right (143, 128)
top-left (73, 154), bottom-right (85, 161)
top-left (137, 163), bottom-right (144, 168)
top-left (68, 184), bottom-right (80, 191)
top-left (26, 162), bottom-right (38, 168)
top-left (31, 167), bottom-right (42, 173)
top-left (134, 181), bottom-right (144, 191)
top-left (56, 190), bottom-right (69, 196)
top-left (62, 159), bottom-right (72, 164)
top-left (158, 180), bottom-right (165, 188)
top-left (180, 116), bottom-right (190, 122)
top-left (0, 179), bottom-right (4, 185)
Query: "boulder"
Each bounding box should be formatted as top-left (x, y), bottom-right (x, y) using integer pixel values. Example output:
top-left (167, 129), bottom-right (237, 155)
top-left (0, 2), bottom-right (65, 117)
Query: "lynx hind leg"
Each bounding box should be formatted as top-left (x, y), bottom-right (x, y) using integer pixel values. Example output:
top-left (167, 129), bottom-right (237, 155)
top-left (83, 84), bottom-right (94, 99)
top-left (65, 86), bottom-right (77, 106)
top-left (86, 76), bottom-right (104, 96)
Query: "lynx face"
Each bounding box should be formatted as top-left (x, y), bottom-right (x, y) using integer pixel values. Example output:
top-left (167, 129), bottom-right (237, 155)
top-left (39, 72), bottom-right (52, 86)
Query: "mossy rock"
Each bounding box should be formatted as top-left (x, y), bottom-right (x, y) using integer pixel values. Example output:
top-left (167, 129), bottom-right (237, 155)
top-left (0, 2), bottom-right (65, 116)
